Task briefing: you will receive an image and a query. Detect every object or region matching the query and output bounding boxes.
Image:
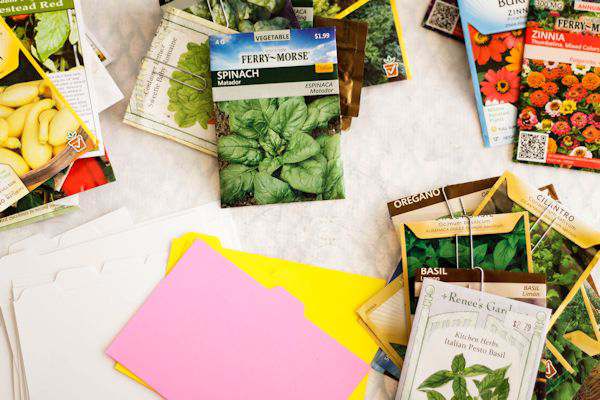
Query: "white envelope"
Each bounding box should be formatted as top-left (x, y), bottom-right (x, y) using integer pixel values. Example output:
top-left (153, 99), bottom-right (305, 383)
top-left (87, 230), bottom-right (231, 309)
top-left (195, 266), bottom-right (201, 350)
top-left (13, 256), bottom-right (166, 400)
top-left (1, 202), bottom-right (239, 400)
top-left (1, 208), bottom-right (134, 400)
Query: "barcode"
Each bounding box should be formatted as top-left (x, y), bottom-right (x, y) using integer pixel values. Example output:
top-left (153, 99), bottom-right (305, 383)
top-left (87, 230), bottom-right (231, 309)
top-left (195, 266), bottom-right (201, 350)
top-left (516, 131), bottom-right (548, 163)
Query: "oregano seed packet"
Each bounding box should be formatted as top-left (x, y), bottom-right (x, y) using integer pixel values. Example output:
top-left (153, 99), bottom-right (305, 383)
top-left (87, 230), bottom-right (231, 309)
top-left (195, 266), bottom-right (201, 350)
top-left (210, 28), bottom-right (344, 208)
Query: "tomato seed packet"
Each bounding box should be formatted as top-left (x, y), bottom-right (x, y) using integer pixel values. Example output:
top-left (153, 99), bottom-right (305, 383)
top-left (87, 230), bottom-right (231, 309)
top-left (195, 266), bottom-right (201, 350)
top-left (422, 0), bottom-right (464, 41)
top-left (514, 0), bottom-right (600, 173)
top-left (474, 170), bottom-right (600, 400)
top-left (209, 28), bottom-right (344, 207)
top-left (458, 0), bottom-right (528, 146)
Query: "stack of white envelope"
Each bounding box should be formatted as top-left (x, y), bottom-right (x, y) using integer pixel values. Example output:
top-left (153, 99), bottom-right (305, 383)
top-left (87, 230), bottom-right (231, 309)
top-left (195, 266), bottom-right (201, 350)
top-left (0, 203), bottom-right (241, 400)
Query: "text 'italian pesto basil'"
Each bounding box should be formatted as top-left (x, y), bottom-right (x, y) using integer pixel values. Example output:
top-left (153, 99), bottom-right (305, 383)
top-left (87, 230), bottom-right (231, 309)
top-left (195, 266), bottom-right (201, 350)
top-left (209, 28), bottom-right (345, 208)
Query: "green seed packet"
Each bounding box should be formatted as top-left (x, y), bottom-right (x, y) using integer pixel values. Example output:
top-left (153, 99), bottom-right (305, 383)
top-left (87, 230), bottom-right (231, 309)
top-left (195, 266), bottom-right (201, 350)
top-left (474, 170), bottom-right (600, 400)
top-left (210, 28), bottom-right (344, 207)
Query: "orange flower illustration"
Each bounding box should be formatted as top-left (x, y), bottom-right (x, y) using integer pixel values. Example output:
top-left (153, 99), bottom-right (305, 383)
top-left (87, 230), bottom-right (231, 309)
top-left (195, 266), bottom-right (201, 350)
top-left (561, 74), bottom-right (579, 87)
top-left (481, 68), bottom-right (520, 103)
top-left (505, 43), bottom-right (523, 72)
top-left (469, 26), bottom-right (507, 65)
top-left (542, 81), bottom-right (559, 95)
top-left (582, 72), bottom-right (600, 91)
top-left (583, 126), bottom-right (600, 143)
top-left (526, 71), bottom-right (546, 88)
top-left (530, 90), bottom-right (549, 107)
top-left (547, 138), bottom-right (558, 153)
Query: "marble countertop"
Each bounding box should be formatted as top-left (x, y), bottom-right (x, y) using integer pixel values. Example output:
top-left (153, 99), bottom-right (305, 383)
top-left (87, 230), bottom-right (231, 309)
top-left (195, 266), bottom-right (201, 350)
top-left (2, 1), bottom-right (599, 398)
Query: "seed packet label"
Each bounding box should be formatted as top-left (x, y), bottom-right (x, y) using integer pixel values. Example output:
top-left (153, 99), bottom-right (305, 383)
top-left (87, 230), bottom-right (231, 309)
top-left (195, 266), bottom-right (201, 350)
top-left (515, 0), bottom-right (600, 172)
top-left (0, 166), bottom-right (28, 209)
top-left (396, 279), bottom-right (551, 400)
top-left (292, 0), bottom-right (313, 28)
top-left (210, 28), bottom-right (345, 208)
top-left (423, 0), bottom-right (464, 41)
top-left (124, 7), bottom-right (234, 155)
top-left (1, 0), bottom-right (105, 158)
top-left (458, 0), bottom-right (527, 146)
top-left (210, 28), bottom-right (339, 100)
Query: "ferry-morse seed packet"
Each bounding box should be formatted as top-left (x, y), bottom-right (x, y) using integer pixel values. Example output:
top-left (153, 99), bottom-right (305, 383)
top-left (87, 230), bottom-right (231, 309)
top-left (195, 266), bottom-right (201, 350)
top-left (514, 0), bottom-right (600, 173)
top-left (210, 28), bottom-right (344, 207)
top-left (458, 0), bottom-right (528, 147)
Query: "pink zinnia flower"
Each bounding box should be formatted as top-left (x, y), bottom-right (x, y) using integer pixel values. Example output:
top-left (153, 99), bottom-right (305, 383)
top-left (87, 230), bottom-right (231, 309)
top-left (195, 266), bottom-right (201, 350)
top-left (571, 112), bottom-right (588, 129)
top-left (552, 121), bottom-right (571, 135)
top-left (480, 68), bottom-right (520, 103)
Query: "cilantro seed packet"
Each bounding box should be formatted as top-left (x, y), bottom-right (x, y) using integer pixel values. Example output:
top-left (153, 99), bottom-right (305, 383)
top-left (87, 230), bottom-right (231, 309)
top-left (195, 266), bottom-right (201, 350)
top-left (210, 28), bottom-right (344, 207)
top-left (458, 0), bottom-right (528, 146)
top-left (474, 171), bottom-right (600, 400)
top-left (514, 0), bottom-right (600, 173)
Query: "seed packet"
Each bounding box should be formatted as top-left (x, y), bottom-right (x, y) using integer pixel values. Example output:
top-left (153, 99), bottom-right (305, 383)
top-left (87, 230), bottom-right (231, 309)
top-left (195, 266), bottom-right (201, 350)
top-left (473, 170), bottom-right (600, 399)
top-left (514, 0), bottom-right (600, 173)
top-left (422, 0), bottom-right (464, 41)
top-left (314, 0), bottom-right (410, 86)
top-left (210, 28), bottom-right (344, 207)
top-left (124, 7), bottom-right (234, 155)
top-left (457, 0), bottom-right (527, 146)
top-left (161, 0), bottom-right (301, 31)
top-left (314, 16), bottom-right (368, 118)
top-left (0, 18), bottom-right (97, 215)
top-left (399, 212), bottom-right (534, 322)
top-left (293, 0), bottom-right (314, 28)
top-left (396, 278), bottom-right (551, 400)
top-left (2, 0), bottom-right (105, 158)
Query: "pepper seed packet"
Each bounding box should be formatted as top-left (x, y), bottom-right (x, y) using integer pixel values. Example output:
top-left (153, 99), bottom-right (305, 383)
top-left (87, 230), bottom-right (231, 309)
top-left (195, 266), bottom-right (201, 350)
top-left (458, 0), bottom-right (527, 147)
top-left (124, 7), bottom-right (235, 155)
top-left (400, 212), bottom-right (534, 323)
top-left (422, 0), bottom-right (464, 41)
top-left (514, 0), bottom-right (600, 173)
top-left (474, 170), bottom-right (600, 400)
top-left (395, 279), bottom-right (551, 400)
top-left (210, 28), bottom-right (344, 207)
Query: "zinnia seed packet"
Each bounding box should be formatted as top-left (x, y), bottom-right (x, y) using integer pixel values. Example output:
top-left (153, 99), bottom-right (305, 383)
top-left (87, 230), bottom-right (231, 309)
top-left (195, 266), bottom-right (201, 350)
top-left (474, 170), bottom-right (600, 400)
top-left (209, 28), bottom-right (344, 207)
top-left (458, 0), bottom-right (527, 146)
top-left (422, 0), bottom-right (464, 41)
top-left (395, 279), bottom-right (551, 400)
top-left (514, 0), bottom-right (600, 173)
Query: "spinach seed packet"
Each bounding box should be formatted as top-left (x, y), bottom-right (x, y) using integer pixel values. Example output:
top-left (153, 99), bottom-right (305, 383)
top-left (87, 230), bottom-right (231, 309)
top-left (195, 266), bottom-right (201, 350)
top-left (161, 0), bottom-right (301, 31)
top-left (399, 212), bottom-right (534, 319)
top-left (209, 28), bottom-right (344, 207)
top-left (474, 170), bottom-right (600, 400)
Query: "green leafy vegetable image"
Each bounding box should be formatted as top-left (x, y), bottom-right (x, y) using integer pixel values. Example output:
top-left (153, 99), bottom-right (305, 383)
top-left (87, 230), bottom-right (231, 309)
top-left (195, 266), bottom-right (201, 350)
top-left (34, 11), bottom-right (71, 62)
top-left (167, 41), bottom-right (214, 129)
top-left (216, 96), bottom-right (344, 207)
top-left (418, 354), bottom-right (510, 400)
top-left (183, 0), bottom-right (292, 32)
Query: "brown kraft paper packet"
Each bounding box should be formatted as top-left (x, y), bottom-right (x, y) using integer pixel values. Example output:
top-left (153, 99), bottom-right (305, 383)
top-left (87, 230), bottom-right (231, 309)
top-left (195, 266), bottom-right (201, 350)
top-left (314, 16), bottom-right (367, 119)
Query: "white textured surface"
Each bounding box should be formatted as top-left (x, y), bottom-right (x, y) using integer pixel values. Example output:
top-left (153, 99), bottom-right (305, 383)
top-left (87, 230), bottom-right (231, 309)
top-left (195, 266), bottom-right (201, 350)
top-left (1, 1), bottom-right (599, 398)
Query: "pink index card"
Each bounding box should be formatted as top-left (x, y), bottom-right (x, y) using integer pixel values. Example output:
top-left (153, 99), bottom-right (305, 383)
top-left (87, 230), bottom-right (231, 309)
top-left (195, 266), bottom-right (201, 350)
top-left (106, 240), bottom-right (368, 400)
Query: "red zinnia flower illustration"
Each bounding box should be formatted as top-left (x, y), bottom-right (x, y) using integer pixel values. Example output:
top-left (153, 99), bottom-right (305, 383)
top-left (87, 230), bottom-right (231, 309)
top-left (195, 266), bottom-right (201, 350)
top-left (469, 26), bottom-right (507, 65)
top-left (530, 90), bottom-right (549, 107)
top-left (542, 82), bottom-right (559, 95)
top-left (566, 84), bottom-right (588, 102)
top-left (480, 68), bottom-right (520, 103)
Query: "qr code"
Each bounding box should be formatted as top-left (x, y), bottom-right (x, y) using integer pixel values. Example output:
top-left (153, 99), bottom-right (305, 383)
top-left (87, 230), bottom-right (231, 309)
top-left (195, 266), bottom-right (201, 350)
top-left (426, 0), bottom-right (460, 34)
top-left (516, 131), bottom-right (548, 163)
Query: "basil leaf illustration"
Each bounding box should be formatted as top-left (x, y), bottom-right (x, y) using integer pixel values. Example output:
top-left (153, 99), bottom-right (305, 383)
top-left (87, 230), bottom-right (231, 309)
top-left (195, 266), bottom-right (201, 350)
top-left (424, 390), bottom-right (446, 400)
top-left (253, 172), bottom-right (294, 204)
top-left (494, 378), bottom-right (510, 400)
top-left (452, 376), bottom-right (467, 399)
top-left (451, 354), bottom-right (466, 374)
top-left (463, 364), bottom-right (492, 377)
top-left (220, 164), bottom-right (256, 204)
top-left (418, 370), bottom-right (454, 389)
top-left (34, 11), bottom-right (70, 62)
top-left (218, 135), bottom-right (263, 166)
top-left (493, 239), bottom-right (517, 270)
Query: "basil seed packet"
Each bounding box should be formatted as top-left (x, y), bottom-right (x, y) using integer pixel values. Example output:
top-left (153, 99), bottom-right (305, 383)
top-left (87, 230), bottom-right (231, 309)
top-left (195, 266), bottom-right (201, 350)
top-left (474, 170), bottom-right (600, 400)
top-left (210, 28), bottom-right (344, 207)
top-left (396, 279), bottom-right (551, 400)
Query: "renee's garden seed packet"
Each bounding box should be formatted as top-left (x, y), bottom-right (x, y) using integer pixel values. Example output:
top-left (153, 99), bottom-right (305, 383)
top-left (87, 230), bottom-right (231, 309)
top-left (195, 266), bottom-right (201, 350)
top-left (210, 28), bottom-right (344, 207)
top-left (458, 0), bottom-right (528, 147)
top-left (474, 171), bottom-right (600, 400)
top-left (313, 0), bottom-right (411, 86)
top-left (399, 212), bottom-right (534, 323)
top-left (124, 7), bottom-right (235, 155)
top-left (395, 279), bottom-right (551, 400)
top-left (423, 0), bottom-right (464, 41)
top-left (514, 0), bottom-right (600, 172)
top-left (0, 18), bottom-right (97, 214)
